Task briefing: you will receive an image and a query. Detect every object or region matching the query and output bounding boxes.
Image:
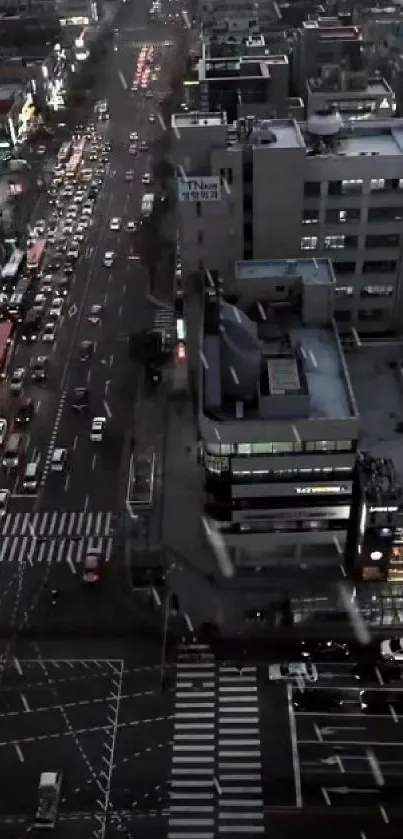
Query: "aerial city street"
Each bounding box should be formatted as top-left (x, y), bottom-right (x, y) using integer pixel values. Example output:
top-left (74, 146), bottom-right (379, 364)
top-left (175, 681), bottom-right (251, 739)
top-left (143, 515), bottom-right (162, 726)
top-left (2, 0), bottom-right (403, 836)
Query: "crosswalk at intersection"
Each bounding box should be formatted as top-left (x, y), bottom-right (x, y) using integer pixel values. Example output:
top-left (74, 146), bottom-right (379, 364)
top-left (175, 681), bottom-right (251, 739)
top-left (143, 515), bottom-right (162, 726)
top-left (168, 643), bottom-right (265, 838)
top-left (0, 511), bottom-right (115, 564)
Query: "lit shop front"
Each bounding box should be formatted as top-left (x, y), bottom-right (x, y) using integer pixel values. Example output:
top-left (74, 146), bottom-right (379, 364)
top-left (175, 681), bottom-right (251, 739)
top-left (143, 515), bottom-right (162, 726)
top-left (7, 93), bottom-right (36, 147)
top-left (355, 503), bottom-right (397, 581)
top-left (41, 44), bottom-right (68, 111)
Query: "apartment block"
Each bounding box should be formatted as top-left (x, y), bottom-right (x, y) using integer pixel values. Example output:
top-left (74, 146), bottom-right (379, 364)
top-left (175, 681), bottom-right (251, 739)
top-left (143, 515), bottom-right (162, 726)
top-left (172, 110), bottom-right (403, 334)
top-left (199, 257), bottom-right (360, 580)
top-left (185, 48), bottom-right (290, 121)
top-left (306, 69), bottom-right (395, 121)
top-left (292, 17), bottom-right (364, 98)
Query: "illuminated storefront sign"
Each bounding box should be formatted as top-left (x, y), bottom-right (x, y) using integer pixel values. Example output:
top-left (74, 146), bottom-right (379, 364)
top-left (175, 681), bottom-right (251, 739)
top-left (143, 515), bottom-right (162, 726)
top-left (369, 506), bottom-right (398, 513)
top-left (295, 485), bottom-right (350, 495)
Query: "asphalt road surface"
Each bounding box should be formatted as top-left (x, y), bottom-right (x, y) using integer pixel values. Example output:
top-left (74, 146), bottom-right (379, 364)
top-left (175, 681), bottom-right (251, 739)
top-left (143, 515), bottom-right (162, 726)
top-left (0, 0), bottom-right (175, 587)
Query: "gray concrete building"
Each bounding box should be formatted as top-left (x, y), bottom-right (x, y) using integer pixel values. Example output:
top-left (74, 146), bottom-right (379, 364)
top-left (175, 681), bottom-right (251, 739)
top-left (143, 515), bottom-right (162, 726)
top-left (172, 110), bottom-right (403, 334)
top-left (199, 257), bottom-right (360, 579)
top-left (184, 47), bottom-right (291, 122)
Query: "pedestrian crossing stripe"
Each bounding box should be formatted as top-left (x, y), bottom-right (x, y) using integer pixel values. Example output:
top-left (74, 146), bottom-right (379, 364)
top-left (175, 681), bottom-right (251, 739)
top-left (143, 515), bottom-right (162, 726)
top-left (168, 643), bottom-right (265, 838)
top-left (154, 308), bottom-right (174, 328)
top-left (0, 511), bottom-right (114, 538)
top-left (0, 536), bottom-right (113, 564)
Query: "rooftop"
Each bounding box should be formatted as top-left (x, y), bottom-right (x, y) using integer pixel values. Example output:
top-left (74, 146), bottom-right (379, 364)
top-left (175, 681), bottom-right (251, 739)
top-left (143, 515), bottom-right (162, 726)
top-left (201, 263), bottom-right (357, 430)
top-left (308, 74), bottom-right (392, 97)
top-left (172, 111), bottom-right (227, 130)
top-left (235, 259), bottom-right (334, 286)
top-left (347, 344), bottom-right (403, 482)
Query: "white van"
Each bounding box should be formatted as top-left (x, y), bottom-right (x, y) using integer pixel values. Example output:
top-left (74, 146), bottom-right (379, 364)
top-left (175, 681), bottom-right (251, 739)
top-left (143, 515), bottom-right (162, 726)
top-left (23, 461), bottom-right (40, 492)
top-left (50, 448), bottom-right (68, 472)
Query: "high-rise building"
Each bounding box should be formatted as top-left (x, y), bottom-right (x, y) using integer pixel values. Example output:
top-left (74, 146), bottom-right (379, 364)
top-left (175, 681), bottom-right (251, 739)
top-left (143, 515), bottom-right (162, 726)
top-left (172, 111), bottom-right (403, 334)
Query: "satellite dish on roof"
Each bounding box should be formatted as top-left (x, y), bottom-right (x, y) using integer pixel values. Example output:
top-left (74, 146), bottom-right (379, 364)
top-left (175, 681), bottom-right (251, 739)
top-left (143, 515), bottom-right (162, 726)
top-left (307, 108), bottom-right (343, 137)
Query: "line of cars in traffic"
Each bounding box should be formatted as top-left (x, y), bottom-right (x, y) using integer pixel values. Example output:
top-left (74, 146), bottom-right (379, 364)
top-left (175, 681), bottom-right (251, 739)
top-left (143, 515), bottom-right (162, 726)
top-left (268, 638), bottom-right (403, 714)
top-left (0, 127), bottom-right (111, 510)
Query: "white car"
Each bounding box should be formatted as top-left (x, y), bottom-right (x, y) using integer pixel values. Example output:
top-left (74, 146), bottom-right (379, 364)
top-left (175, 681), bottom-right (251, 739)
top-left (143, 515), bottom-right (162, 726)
top-left (74, 192), bottom-right (85, 203)
top-left (9, 368), bottom-right (25, 395)
top-left (129, 131), bottom-right (138, 141)
top-left (110, 217), bottom-right (122, 231)
top-left (0, 418), bottom-right (7, 445)
top-left (142, 173), bottom-right (151, 185)
top-left (149, 114), bottom-right (155, 123)
top-left (380, 638), bottom-right (403, 660)
top-left (90, 416), bottom-right (106, 442)
top-left (63, 224), bottom-right (74, 235)
top-left (268, 662), bottom-right (318, 682)
top-left (82, 206), bottom-right (93, 218)
top-left (67, 246), bottom-right (80, 260)
top-left (103, 251), bottom-right (114, 268)
top-left (49, 298), bottom-right (64, 319)
top-left (0, 489), bottom-right (10, 516)
top-left (42, 322), bottom-right (56, 343)
top-left (129, 144), bottom-right (138, 154)
top-left (35, 219), bottom-right (46, 235)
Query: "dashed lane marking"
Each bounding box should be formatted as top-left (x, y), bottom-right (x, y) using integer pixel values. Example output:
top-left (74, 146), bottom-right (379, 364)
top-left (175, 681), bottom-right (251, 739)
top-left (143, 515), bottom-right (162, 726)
top-left (0, 716), bottom-right (174, 747)
top-left (0, 689), bottom-right (163, 718)
top-left (40, 392), bottom-right (66, 487)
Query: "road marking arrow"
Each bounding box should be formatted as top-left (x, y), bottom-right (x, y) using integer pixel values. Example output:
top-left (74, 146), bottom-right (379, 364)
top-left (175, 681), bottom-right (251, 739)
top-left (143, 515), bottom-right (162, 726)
top-left (68, 304), bottom-right (77, 318)
top-left (321, 756), bottom-right (341, 766)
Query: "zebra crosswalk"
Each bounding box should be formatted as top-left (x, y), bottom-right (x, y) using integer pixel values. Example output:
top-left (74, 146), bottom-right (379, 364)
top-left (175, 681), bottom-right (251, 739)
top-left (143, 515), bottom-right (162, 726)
top-left (0, 511), bottom-right (114, 538)
top-left (168, 642), bottom-right (265, 839)
top-left (154, 307), bottom-right (174, 332)
top-left (0, 535), bottom-right (113, 565)
top-left (0, 511), bottom-right (115, 565)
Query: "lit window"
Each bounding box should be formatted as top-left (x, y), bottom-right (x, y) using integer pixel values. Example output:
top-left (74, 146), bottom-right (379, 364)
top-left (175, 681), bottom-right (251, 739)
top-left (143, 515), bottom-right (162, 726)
top-left (335, 286), bottom-right (354, 297)
top-left (301, 236), bottom-right (318, 251)
top-left (370, 178), bottom-right (385, 191)
top-left (324, 235), bottom-right (345, 249)
top-left (342, 179), bottom-right (363, 194)
top-left (302, 210), bottom-right (319, 224)
top-left (361, 285), bottom-right (393, 297)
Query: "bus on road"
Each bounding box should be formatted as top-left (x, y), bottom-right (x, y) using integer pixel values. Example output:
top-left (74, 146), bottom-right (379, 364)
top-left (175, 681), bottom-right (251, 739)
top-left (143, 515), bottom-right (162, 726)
top-left (73, 137), bottom-right (86, 155)
top-left (27, 239), bottom-right (46, 271)
top-left (140, 192), bottom-right (154, 218)
top-left (57, 141), bottom-right (72, 165)
top-left (1, 249), bottom-right (25, 288)
top-left (0, 319), bottom-right (15, 378)
top-left (65, 152), bottom-right (82, 178)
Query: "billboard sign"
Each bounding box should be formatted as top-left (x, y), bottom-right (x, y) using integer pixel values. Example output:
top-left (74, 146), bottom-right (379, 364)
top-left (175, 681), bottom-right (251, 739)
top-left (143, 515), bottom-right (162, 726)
top-left (178, 176), bottom-right (221, 203)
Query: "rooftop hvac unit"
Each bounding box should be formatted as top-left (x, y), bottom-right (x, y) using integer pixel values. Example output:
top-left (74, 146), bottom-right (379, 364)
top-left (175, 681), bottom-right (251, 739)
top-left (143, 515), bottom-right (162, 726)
top-left (307, 108), bottom-right (343, 137)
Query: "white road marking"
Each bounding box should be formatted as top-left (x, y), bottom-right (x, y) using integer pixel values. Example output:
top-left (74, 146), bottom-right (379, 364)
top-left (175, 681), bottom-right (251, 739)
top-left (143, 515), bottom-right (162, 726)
top-left (103, 401), bottom-right (112, 419)
top-left (118, 71), bottom-right (128, 90)
top-left (91, 455), bottom-right (97, 471)
top-left (287, 683), bottom-right (302, 807)
top-left (66, 555), bottom-right (76, 575)
top-left (14, 743), bottom-right (24, 762)
top-left (13, 658), bottom-right (22, 676)
top-left (20, 694), bottom-right (30, 713)
top-left (64, 474), bottom-right (70, 492)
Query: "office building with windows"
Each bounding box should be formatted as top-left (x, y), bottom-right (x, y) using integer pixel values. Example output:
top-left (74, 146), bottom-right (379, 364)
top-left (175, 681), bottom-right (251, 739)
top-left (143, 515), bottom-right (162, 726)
top-left (172, 110), bottom-right (403, 334)
top-left (200, 257), bottom-right (361, 582)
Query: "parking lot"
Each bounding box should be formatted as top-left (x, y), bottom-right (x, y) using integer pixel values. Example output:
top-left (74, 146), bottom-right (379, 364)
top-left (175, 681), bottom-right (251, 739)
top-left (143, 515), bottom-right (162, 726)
top-left (261, 659), bottom-right (403, 828)
top-left (0, 655), bottom-right (174, 838)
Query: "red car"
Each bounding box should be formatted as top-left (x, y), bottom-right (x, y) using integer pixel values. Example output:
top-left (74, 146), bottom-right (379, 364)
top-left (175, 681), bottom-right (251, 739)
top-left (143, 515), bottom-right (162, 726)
top-left (82, 550), bottom-right (102, 584)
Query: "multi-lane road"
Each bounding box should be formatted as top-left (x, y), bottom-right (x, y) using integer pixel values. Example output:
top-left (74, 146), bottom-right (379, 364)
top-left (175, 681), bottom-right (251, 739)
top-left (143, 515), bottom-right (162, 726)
top-left (0, 3), bottom-right (175, 578)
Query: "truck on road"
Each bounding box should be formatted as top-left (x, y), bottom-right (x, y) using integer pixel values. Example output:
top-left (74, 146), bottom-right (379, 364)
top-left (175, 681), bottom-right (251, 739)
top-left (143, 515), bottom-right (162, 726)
top-left (34, 771), bottom-right (62, 829)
